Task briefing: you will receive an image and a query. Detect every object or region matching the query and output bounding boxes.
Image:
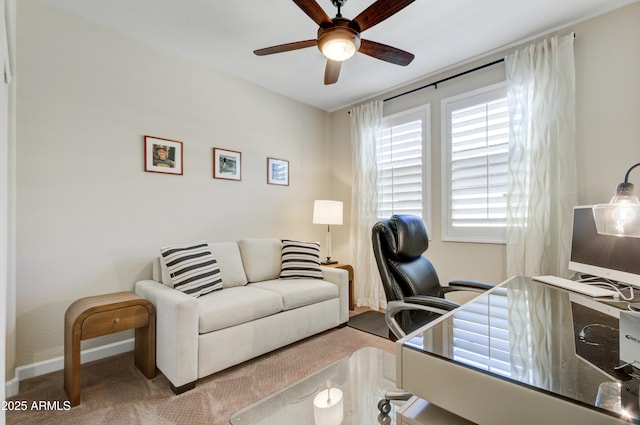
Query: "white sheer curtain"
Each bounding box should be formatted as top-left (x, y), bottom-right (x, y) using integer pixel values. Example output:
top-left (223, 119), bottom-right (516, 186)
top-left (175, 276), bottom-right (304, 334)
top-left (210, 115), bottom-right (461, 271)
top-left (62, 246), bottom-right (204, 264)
top-left (505, 33), bottom-right (577, 278)
top-left (349, 100), bottom-right (384, 310)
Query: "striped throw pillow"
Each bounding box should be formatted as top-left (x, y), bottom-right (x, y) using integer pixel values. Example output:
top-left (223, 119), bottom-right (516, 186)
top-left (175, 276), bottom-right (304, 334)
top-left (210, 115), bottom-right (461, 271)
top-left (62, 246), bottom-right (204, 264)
top-left (160, 241), bottom-right (223, 297)
top-left (279, 239), bottom-right (323, 279)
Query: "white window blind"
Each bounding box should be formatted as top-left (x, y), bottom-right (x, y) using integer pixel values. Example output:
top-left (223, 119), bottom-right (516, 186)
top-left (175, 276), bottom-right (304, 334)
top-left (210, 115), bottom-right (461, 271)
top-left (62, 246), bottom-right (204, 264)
top-left (442, 83), bottom-right (508, 243)
top-left (377, 106), bottom-right (430, 222)
top-left (452, 287), bottom-right (511, 377)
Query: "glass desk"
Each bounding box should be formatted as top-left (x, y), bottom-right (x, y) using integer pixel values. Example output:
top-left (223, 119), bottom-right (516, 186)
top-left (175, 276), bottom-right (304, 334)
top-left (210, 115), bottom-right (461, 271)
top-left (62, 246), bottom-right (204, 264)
top-left (230, 347), bottom-right (401, 425)
top-left (397, 276), bottom-right (639, 425)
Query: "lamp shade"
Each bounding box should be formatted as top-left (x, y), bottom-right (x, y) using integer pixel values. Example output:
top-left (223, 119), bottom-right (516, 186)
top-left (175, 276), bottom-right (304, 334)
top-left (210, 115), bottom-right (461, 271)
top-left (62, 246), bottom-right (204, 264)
top-left (313, 388), bottom-right (343, 425)
top-left (593, 163), bottom-right (640, 238)
top-left (313, 200), bottom-right (343, 225)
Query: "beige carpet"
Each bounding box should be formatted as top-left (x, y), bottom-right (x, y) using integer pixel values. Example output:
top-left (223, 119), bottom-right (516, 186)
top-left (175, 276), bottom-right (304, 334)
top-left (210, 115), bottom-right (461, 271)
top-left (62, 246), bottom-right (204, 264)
top-left (7, 327), bottom-right (394, 425)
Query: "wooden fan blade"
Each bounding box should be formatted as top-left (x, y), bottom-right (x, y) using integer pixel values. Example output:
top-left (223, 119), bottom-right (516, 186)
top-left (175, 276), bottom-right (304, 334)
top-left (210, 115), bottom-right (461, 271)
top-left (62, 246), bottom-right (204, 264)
top-left (324, 60), bottom-right (341, 85)
top-left (359, 39), bottom-right (414, 66)
top-left (254, 39), bottom-right (317, 56)
top-left (351, 0), bottom-right (415, 32)
top-left (293, 0), bottom-right (332, 26)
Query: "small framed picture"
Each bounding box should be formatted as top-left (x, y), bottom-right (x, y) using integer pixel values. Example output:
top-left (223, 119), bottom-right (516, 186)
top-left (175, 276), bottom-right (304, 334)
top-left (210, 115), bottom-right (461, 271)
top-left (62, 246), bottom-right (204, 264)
top-left (267, 157), bottom-right (289, 186)
top-left (213, 148), bottom-right (241, 181)
top-left (144, 135), bottom-right (183, 175)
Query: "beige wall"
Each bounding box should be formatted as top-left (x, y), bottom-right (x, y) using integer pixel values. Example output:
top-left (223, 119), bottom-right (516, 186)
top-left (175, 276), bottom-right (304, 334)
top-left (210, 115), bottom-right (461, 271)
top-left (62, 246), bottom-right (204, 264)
top-left (329, 2), bottom-right (640, 288)
top-left (574, 3), bottom-right (640, 205)
top-left (12, 1), bottom-right (332, 368)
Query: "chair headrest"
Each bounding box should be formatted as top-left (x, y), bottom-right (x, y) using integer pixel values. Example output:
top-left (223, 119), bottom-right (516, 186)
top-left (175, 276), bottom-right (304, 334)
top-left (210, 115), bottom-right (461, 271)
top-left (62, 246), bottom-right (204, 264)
top-left (384, 214), bottom-right (429, 260)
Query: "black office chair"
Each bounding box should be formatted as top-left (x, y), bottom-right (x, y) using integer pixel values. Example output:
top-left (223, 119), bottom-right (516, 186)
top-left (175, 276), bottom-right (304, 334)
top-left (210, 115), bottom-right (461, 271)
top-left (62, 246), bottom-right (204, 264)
top-left (372, 214), bottom-right (494, 415)
top-left (372, 214), bottom-right (494, 340)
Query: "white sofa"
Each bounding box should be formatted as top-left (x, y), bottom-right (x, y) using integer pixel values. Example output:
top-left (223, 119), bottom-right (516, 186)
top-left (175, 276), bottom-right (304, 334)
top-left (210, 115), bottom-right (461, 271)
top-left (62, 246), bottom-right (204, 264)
top-left (134, 238), bottom-right (349, 393)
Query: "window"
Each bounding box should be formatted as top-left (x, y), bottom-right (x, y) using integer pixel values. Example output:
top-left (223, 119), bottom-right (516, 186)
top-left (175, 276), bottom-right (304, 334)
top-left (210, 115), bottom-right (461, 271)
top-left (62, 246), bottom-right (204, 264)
top-left (442, 83), bottom-right (509, 243)
top-left (377, 105), bottom-right (430, 225)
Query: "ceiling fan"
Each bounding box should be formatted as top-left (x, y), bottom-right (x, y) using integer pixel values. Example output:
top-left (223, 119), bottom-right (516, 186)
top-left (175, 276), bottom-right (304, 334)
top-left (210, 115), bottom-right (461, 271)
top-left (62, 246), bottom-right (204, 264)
top-left (254, 0), bottom-right (415, 85)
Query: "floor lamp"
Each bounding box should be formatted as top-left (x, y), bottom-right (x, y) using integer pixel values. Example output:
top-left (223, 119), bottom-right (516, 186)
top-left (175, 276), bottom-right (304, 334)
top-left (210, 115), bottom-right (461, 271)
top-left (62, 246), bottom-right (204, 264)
top-left (313, 200), bottom-right (343, 265)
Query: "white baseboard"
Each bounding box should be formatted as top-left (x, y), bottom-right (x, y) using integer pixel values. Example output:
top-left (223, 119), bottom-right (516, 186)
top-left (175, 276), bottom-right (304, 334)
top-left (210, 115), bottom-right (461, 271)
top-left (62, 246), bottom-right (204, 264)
top-left (5, 376), bottom-right (18, 398)
top-left (5, 338), bottom-right (134, 398)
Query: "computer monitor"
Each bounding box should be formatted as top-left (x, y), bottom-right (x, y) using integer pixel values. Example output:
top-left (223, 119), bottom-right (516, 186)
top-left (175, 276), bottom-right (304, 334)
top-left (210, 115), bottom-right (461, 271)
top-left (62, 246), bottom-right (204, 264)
top-left (569, 205), bottom-right (640, 287)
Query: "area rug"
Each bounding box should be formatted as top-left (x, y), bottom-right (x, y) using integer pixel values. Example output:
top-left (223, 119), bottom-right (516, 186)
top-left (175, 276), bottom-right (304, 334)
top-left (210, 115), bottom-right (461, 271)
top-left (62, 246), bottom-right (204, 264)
top-left (348, 310), bottom-right (389, 339)
top-left (6, 327), bottom-right (393, 425)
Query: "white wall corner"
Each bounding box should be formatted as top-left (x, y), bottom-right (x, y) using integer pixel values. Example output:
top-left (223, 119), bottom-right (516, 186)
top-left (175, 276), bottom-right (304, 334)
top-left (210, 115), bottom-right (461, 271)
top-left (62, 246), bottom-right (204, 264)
top-left (4, 376), bottom-right (17, 398)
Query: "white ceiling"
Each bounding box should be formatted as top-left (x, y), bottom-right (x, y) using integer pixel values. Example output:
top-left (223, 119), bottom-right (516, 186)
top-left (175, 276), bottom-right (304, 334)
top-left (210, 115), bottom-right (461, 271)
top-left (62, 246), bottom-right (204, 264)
top-left (39, 0), bottom-right (637, 112)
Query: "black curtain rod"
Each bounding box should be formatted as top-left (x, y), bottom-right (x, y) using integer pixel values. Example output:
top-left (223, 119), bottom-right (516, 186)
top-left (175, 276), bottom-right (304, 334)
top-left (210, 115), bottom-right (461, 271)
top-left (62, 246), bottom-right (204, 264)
top-left (383, 58), bottom-right (505, 103)
top-left (382, 31), bottom-right (576, 103)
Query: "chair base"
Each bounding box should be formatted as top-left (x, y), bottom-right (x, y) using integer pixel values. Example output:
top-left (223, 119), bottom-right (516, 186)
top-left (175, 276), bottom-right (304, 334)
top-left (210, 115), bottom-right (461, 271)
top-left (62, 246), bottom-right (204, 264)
top-left (378, 390), bottom-right (412, 414)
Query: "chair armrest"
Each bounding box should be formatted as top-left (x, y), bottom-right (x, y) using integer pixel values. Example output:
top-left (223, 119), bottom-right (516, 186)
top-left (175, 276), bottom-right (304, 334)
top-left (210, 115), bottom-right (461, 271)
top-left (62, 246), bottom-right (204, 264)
top-left (385, 297), bottom-right (459, 340)
top-left (445, 280), bottom-right (494, 293)
top-left (135, 279), bottom-right (199, 388)
top-left (320, 266), bottom-right (349, 324)
top-left (404, 295), bottom-right (460, 310)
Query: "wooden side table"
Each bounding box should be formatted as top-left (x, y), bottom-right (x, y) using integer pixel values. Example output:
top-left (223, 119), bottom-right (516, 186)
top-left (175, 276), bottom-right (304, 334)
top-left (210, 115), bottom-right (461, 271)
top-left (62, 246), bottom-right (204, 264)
top-left (64, 291), bottom-right (156, 406)
top-left (323, 263), bottom-right (355, 310)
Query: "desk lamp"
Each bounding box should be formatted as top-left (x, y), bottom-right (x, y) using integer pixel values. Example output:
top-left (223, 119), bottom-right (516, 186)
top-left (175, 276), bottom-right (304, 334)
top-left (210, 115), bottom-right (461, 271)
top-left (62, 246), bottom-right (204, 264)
top-left (313, 200), bottom-right (343, 264)
top-left (593, 162), bottom-right (640, 237)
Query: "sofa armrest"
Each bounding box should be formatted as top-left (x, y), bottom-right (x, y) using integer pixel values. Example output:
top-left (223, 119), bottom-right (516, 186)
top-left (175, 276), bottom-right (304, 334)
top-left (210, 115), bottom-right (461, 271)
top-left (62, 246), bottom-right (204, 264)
top-left (135, 279), bottom-right (199, 389)
top-left (320, 267), bottom-right (349, 324)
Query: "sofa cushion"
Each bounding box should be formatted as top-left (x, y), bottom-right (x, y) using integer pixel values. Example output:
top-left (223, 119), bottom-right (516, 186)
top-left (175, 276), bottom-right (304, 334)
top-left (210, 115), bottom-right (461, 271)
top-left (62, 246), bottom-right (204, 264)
top-left (238, 238), bottom-right (282, 282)
top-left (251, 279), bottom-right (338, 311)
top-left (157, 242), bottom-right (248, 288)
top-left (197, 286), bottom-right (283, 333)
top-left (279, 239), bottom-right (323, 279)
top-left (208, 242), bottom-right (248, 288)
top-left (160, 241), bottom-right (223, 297)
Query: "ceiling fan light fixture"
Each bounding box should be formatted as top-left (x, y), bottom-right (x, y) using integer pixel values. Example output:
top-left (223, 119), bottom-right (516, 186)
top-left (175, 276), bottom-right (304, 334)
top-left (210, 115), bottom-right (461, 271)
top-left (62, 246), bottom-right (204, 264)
top-left (318, 27), bottom-right (361, 62)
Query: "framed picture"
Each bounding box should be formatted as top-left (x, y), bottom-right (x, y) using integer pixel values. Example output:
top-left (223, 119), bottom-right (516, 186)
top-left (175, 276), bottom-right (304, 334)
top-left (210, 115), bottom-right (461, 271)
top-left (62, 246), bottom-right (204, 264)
top-left (267, 157), bottom-right (289, 186)
top-left (144, 135), bottom-right (183, 175)
top-left (213, 148), bottom-right (241, 181)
